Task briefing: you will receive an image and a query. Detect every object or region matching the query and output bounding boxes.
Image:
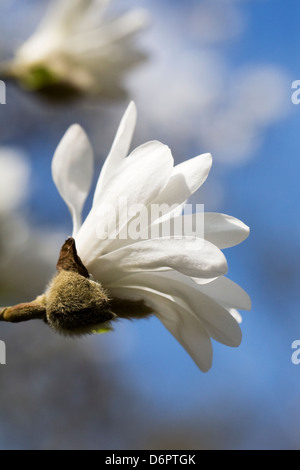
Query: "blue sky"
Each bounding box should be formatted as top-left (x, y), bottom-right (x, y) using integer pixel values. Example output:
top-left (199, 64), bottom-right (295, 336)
top-left (0, 0), bottom-right (300, 450)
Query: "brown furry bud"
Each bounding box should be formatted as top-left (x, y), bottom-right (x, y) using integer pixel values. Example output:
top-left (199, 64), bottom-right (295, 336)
top-left (0, 238), bottom-right (153, 335)
top-left (45, 270), bottom-right (115, 336)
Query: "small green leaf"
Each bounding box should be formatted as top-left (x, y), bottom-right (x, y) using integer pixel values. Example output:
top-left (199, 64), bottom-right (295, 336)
top-left (91, 326), bottom-right (113, 335)
top-left (20, 66), bottom-right (60, 90)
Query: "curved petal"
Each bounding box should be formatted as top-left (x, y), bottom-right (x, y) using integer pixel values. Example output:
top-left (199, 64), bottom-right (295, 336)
top-left (192, 276), bottom-right (251, 311)
top-left (52, 124), bottom-right (94, 236)
top-left (203, 213), bottom-right (250, 249)
top-left (108, 285), bottom-right (213, 372)
top-left (156, 300), bottom-right (213, 372)
top-left (228, 309), bottom-right (242, 324)
top-left (88, 237), bottom-right (228, 284)
top-left (76, 141), bottom-right (174, 262)
top-left (93, 101), bottom-right (137, 201)
top-left (110, 271), bottom-right (242, 347)
top-left (149, 212), bottom-right (249, 249)
top-left (151, 153), bottom-right (212, 210)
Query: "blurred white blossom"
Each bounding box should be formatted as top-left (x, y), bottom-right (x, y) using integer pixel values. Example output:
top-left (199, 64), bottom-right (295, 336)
top-left (0, 147), bottom-right (30, 213)
top-left (2, 0), bottom-right (148, 98)
top-left (0, 148), bottom-right (62, 297)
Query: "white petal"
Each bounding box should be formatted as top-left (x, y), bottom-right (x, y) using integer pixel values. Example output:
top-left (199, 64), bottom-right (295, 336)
top-left (228, 309), bottom-right (242, 324)
top-left (88, 238), bottom-right (227, 284)
top-left (110, 271), bottom-right (242, 347)
top-left (152, 212), bottom-right (249, 249)
top-left (203, 212), bottom-right (250, 249)
top-left (151, 153), bottom-right (212, 209)
top-left (17, 0), bottom-right (110, 63)
top-left (66, 10), bottom-right (149, 55)
top-left (35, 0), bottom-right (103, 34)
top-left (52, 124), bottom-right (93, 236)
top-left (156, 300), bottom-right (213, 372)
top-left (93, 102), bottom-right (137, 201)
top-left (76, 141), bottom-right (174, 262)
top-left (108, 286), bottom-right (213, 372)
top-left (192, 276), bottom-right (251, 311)
top-left (98, 9), bottom-right (149, 42)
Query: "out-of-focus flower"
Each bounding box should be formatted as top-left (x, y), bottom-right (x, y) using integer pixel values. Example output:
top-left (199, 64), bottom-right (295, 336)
top-left (1, 0), bottom-right (148, 98)
top-left (0, 148), bottom-right (64, 297)
top-left (0, 148), bottom-right (31, 263)
top-left (0, 147), bottom-right (30, 213)
top-left (0, 102), bottom-right (250, 372)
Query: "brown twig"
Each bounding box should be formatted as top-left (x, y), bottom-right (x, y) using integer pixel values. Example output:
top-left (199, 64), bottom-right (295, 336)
top-left (0, 296), bottom-right (47, 323)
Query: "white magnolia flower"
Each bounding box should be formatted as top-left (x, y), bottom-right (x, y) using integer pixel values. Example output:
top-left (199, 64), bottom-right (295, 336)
top-left (0, 102), bottom-right (250, 372)
top-left (51, 101), bottom-right (251, 371)
top-left (2, 0), bottom-right (147, 97)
